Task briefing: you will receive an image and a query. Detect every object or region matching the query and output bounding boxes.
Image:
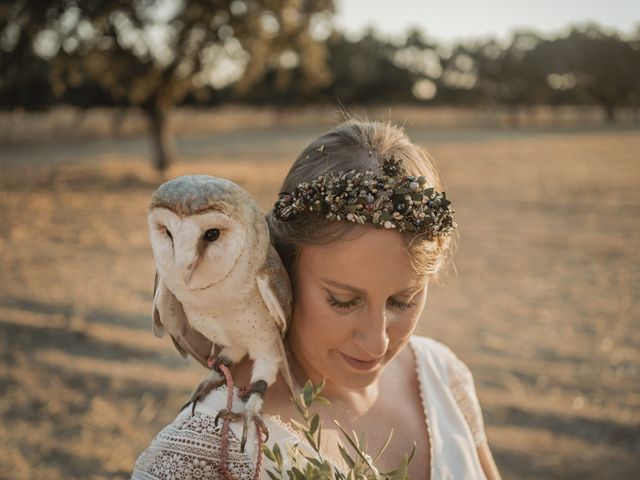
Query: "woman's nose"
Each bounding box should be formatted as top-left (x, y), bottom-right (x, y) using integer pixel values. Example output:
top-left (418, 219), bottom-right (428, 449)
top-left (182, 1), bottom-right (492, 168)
top-left (353, 307), bottom-right (389, 358)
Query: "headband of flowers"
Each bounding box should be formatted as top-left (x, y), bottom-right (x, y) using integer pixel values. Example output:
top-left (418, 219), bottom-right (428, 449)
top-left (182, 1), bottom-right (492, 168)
top-left (273, 155), bottom-right (456, 240)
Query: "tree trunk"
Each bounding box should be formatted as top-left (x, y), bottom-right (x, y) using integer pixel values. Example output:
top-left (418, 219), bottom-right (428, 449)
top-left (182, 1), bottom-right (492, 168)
top-left (508, 104), bottom-right (521, 129)
top-left (146, 107), bottom-right (175, 172)
top-left (604, 103), bottom-right (617, 123)
top-left (111, 107), bottom-right (128, 137)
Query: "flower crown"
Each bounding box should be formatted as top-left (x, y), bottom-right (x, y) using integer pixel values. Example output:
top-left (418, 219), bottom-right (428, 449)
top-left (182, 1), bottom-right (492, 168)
top-left (273, 155), bottom-right (456, 239)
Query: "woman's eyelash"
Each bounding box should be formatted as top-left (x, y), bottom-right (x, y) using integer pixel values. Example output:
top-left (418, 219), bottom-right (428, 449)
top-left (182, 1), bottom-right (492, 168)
top-left (327, 295), bottom-right (358, 310)
top-left (389, 298), bottom-right (416, 311)
top-left (327, 295), bottom-right (416, 311)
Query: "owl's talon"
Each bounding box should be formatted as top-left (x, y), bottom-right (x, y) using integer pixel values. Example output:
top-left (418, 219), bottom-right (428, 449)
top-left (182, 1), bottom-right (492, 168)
top-left (209, 355), bottom-right (233, 375)
top-left (213, 408), bottom-right (270, 452)
top-left (181, 373), bottom-right (225, 415)
top-left (215, 408), bottom-right (243, 426)
top-left (239, 413), bottom-right (270, 452)
top-left (254, 416), bottom-right (269, 443)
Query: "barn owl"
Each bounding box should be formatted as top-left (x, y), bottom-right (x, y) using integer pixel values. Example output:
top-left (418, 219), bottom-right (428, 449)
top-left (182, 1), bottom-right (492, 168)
top-left (147, 175), bottom-right (294, 450)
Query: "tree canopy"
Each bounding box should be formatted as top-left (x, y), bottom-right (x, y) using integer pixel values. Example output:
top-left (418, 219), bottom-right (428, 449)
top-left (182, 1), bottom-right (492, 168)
top-left (2, 2), bottom-right (639, 169)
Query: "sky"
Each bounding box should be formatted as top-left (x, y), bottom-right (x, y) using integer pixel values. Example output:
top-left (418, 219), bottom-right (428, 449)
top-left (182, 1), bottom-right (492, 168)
top-left (333, 0), bottom-right (640, 43)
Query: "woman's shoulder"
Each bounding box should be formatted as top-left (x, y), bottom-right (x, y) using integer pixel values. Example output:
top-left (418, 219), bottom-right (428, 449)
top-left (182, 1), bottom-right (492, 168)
top-left (409, 335), bottom-right (461, 369)
top-left (131, 385), bottom-right (303, 479)
top-left (409, 335), bottom-right (487, 446)
top-left (132, 407), bottom-right (253, 479)
top-left (409, 334), bottom-right (475, 384)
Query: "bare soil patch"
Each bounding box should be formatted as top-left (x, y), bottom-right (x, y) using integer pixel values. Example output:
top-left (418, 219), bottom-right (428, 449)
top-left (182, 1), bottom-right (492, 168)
top-left (1, 120), bottom-right (638, 479)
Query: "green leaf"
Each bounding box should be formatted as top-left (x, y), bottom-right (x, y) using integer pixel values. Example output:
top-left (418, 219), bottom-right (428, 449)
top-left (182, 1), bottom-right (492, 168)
top-left (306, 456), bottom-right (325, 469)
top-left (379, 211), bottom-right (392, 221)
top-left (266, 470), bottom-right (280, 480)
top-left (390, 454), bottom-right (408, 480)
top-left (314, 378), bottom-right (327, 396)
top-left (373, 428), bottom-right (393, 463)
top-left (293, 397), bottom-right (307, 417)
top-left (314, 396), bottom-right (332, 407)
top-left (263, 445), bottom-right (277, 462)
top-left (310, 414), bottom-right (320, 435)
top-left (382, 443), bottom-right (415, 479)
top-left (273, 442), bottom-right (284, 467)
top-left (290, 419), bottom-right (308, 432)
top-left (337, 444), bottom-right (356, 469)
top-left (334, 422), bottom-right (377, 473)
top-left (406, 442), bottom-right (416, 465)
top-left (303, 383), bottom-right (314, 408)
top-left (304, 431), bottom-right (318, 451)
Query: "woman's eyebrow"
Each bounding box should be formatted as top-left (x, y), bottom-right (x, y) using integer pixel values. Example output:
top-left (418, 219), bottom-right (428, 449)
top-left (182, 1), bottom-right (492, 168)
top-left (320, 278), bottom-right (366, 295)
top-left (321, 279), bottom-right (424, 297)
top-left (399, 286), bottom-right (422, 296)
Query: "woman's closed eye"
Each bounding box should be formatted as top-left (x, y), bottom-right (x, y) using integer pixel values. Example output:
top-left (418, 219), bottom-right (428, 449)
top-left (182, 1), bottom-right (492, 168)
top-left (388, 298), bottom-right (417, 311)
top-left (327, 294), bottom-right (360, 310)
top-left (326, 293), bottom-right (417, 312)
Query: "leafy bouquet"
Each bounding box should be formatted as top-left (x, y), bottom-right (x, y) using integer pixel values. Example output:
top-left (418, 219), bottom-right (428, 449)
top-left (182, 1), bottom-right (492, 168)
top-left (262, 380), bottom-right (415, 480)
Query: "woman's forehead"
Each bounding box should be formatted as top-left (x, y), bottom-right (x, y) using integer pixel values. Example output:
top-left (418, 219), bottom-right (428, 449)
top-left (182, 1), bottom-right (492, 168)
top-left (295, 229), bottom-right (427, 291)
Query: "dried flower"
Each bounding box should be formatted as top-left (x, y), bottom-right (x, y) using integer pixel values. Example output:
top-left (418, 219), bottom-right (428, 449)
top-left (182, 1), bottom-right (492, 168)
top-left (273, 157), bottom-right (456, 240)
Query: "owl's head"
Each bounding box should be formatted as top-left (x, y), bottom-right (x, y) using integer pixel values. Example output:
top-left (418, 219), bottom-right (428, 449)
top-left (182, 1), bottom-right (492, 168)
top-left (147, 175), bottom-right (265, 291)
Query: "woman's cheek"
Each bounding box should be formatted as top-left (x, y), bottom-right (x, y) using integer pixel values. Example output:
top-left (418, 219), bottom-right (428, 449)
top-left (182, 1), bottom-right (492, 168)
top-left (388, 310), bottom-right (420, 338)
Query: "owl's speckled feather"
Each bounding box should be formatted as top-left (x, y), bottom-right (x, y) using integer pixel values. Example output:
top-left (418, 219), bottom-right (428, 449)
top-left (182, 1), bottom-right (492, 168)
top-left (150, 175), bottom-right (250, 217)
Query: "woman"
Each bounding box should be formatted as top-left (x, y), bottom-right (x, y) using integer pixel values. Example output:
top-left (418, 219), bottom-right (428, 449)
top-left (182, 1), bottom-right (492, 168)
top-left (132, 119), bottom-right (501, 479)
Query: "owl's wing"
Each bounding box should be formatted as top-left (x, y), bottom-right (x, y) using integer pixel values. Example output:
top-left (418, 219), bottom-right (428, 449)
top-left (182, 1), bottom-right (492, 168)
top-left (255, 245), bottom-right (292, 336)
top-left (152, 273), bottom-right (165, 337)
top-left (152, 273), bottom-right (213, 369)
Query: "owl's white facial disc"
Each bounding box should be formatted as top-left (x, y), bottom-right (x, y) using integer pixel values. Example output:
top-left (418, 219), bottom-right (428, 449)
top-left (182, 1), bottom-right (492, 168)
top-left (148, 208), bottom-right (247, 291)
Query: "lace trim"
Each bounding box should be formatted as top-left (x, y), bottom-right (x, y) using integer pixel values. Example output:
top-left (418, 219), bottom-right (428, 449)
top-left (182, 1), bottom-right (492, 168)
top-left (408, 337), bottom-right (435, 480)
top-left (446, 352), bottom-right (487, 446)
top-left (264, 414), bottom-right (349, 473)
top-left (263, 414), bottom-right (301, 440)
top-left (132, 411), bottom-right (256, 480)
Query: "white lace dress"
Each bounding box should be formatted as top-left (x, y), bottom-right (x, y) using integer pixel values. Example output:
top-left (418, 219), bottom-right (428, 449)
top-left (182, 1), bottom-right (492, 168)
top-left (131, 336), bottom-right (487, 479)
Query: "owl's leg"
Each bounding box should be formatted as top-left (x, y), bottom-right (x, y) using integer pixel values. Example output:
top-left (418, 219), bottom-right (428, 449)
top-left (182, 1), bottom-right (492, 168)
top-left (181, 360), bottom-right (226, 415)
top-left (181, 345), bottom-right (247, 415)
top-left (221, 357), bottom-right (278, 452)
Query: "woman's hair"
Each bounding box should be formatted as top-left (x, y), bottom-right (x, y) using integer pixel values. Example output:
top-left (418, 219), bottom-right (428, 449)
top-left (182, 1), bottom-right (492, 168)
top-left (267, 118), bottom-right (455, 277)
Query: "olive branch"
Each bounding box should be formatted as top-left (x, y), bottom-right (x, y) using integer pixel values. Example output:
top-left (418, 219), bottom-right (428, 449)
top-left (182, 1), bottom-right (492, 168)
top-left (262, 380), bottom-right (416, 480)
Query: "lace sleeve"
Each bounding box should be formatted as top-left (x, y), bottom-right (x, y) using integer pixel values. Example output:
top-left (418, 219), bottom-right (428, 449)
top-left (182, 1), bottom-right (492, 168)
top-left (447, 354), bottom-right (487, 446)
top-left (131, 410), bottom-right (258, 480)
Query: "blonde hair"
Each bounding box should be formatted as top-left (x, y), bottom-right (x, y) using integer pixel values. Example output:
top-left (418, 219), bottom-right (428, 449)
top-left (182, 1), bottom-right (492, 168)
top-left (267, 118), bottom-right (454, 277)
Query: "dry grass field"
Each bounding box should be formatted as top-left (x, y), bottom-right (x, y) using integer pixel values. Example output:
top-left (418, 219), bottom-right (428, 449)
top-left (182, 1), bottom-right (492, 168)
top-left (0, 108), bottom-right (638, 479)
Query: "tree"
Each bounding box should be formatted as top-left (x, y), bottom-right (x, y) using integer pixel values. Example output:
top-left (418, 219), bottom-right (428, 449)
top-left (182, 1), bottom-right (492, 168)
top-left (2, 0), bottom-right (334, 171)
top-left (471, 31), bottom-right (548, 126)
top-left (0, 1), bottom-right (56, 109)
top-left (323, 29), bottom-right (416, 105)
top-left (529, 25), bottom-right (639, 122)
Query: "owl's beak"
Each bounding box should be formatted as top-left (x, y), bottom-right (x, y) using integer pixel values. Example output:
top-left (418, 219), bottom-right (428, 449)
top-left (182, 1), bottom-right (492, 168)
top-left (175, 240), bottom-right (202, 287)
top-left (183, 261), bottom-right (197, 286)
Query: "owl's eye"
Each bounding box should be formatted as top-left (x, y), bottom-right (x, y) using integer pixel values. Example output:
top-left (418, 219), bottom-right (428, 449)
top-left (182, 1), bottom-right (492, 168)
top-left (157, 224), bottom-right (173, 240)
top-left (204, 228), bottom-right (220, 242)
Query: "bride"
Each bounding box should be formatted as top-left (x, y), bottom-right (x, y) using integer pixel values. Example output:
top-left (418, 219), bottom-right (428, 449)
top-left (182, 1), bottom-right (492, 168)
top-left (132, 118), bottom-right (502, 479)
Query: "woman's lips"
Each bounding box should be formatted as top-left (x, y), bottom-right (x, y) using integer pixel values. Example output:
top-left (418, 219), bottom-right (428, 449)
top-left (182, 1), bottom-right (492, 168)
top-left (339, 351), bottom-right (381, 371)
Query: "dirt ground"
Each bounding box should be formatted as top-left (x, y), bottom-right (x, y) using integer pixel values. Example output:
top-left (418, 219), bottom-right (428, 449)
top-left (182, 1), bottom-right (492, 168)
top-left (0, 111), bottom-right (639, 479)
